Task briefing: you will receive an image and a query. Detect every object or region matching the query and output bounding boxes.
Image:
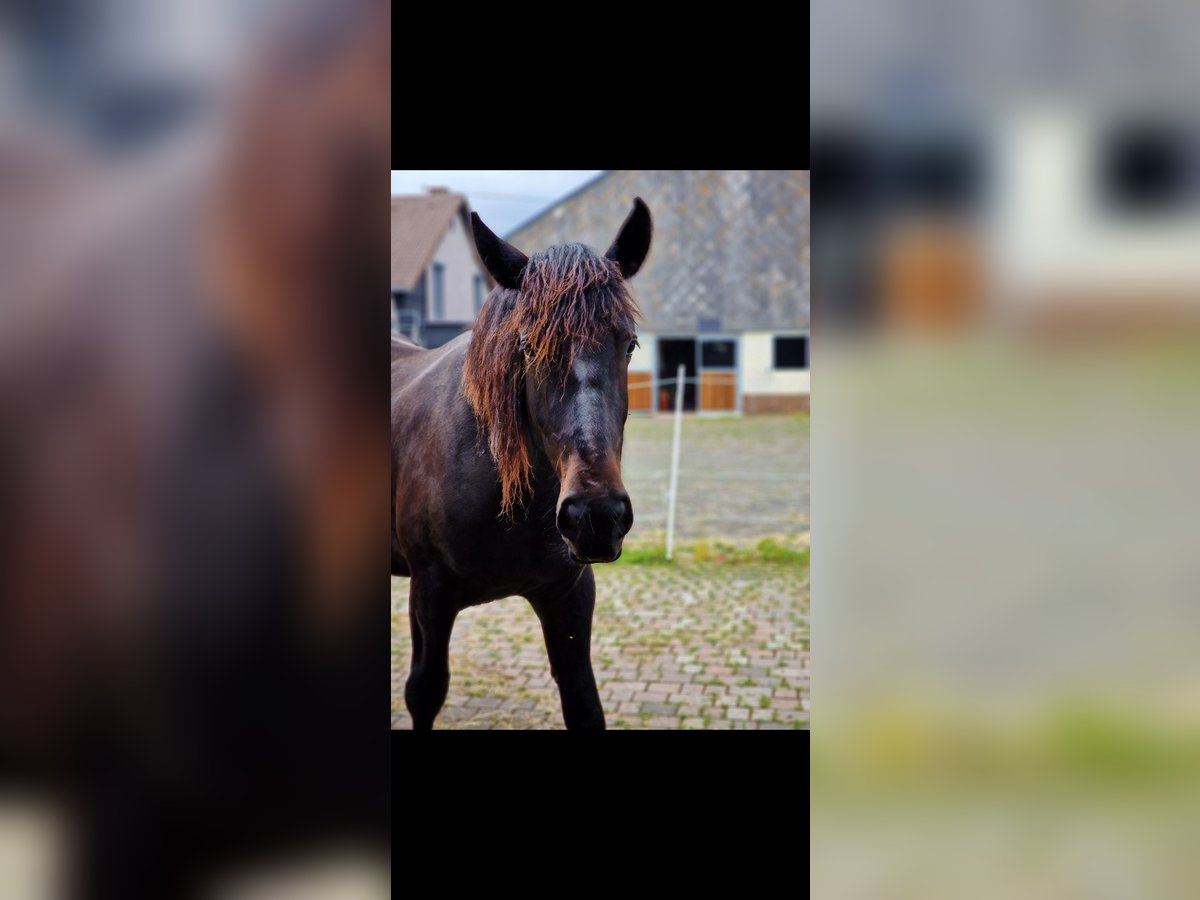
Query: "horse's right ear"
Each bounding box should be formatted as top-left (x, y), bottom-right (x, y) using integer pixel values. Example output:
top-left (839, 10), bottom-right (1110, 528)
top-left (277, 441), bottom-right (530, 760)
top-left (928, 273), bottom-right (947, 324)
top-left (606, 197), bottom-right (653, 279)
top-left (471, 212), bottom-right (528, 291)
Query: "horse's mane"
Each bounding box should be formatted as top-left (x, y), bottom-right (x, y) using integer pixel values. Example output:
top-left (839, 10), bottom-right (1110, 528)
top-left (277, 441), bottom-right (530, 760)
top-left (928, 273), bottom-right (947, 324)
top-left (463, 242), bottom-right (640, 518)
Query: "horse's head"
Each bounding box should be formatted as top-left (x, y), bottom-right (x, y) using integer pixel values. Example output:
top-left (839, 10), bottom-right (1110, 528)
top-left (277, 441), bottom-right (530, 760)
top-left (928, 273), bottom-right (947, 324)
top-left (465, 199), bottom-right (652, 563)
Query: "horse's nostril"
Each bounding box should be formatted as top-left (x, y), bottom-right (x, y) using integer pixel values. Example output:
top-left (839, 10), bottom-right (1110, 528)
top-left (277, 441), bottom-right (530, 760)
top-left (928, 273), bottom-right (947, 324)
top-left (619, 495), bottom-right (634, 533)
top-left (557, 495), bottom-right (588, 538)
top-left (559, 491), bottom-right (631, 553)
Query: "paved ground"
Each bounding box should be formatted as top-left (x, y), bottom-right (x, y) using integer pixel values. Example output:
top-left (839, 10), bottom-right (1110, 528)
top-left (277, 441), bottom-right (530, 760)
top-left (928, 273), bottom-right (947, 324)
top-left (392, 414), bottom-right (809, 730)
top-left (621, 413), bottom-right (809, 544)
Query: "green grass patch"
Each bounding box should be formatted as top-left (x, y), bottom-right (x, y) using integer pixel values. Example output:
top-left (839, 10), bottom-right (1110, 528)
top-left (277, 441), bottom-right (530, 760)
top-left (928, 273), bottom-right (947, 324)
top-left (615, 545), bottom-right (672, 565)
top-left (614, 539), bottom-right (809, 567)
top-left (755, 538), bottom-right (809, 565)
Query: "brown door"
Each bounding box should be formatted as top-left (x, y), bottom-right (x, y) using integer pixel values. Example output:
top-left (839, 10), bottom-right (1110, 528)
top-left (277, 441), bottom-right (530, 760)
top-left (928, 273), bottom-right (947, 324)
top-left (699, 372), bottom-right (737, 411)
top-left (627, 372), bottom-right (653, 412)
top-left (879, 219), bottom-right (983, 332)
top-left (698, 337), bottom-right (738, 412)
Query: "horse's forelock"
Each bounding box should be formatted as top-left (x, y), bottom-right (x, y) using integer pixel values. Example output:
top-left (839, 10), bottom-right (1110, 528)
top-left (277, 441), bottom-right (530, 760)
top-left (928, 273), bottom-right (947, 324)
top-left (462, 243), bottom-right (640, 518)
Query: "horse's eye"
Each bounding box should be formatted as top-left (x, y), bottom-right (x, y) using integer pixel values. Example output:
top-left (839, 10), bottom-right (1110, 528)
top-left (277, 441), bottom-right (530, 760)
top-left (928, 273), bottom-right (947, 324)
top-left (626, 338), bottom-right (640, 357)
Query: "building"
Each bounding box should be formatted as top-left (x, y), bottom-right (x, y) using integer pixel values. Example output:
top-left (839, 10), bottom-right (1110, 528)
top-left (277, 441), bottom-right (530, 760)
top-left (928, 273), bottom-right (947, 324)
top-left (506, 171), bottom-right (810, 414)
top-left (391, 189), bottom-right (492, 347)
top-left (814, 111), bottom-right (1200, 337)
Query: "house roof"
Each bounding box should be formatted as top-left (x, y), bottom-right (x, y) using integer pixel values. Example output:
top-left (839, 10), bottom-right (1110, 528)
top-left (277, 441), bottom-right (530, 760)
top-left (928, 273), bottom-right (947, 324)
top-left (391, 191), bottom-right (470, 291)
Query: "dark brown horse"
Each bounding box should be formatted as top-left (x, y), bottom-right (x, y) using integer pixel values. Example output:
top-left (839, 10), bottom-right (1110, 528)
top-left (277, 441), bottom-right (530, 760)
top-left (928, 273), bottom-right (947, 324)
top-left (392, 199), bottom-right (652, 730)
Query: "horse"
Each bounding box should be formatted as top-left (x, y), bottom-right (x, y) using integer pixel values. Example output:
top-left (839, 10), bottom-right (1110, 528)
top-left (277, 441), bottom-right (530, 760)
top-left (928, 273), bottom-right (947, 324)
top-left (392, 199), bottom-right (653, 730)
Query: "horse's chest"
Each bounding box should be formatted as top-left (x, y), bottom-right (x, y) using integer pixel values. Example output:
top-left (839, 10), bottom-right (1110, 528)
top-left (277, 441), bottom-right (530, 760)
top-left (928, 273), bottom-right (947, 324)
top-left (438, 516), bottom-right (575, 595)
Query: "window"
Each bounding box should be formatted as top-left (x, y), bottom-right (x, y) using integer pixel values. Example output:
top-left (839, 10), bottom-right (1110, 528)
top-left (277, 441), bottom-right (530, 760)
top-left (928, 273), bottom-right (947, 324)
top-left (1100, 123), bottom-right (1187, 214)
top-left (700, 340), bottom-right (736, 368)
top-left (431, 263), bottom-right (445, 320)
top-left (396, 309), bottom-right (421, 343)
top-left (774, 336), bottom-right (808, 370)
top-left (887, 135), bottom-right (982, 213)
top-left (473, 274), bottom-right (485, 314)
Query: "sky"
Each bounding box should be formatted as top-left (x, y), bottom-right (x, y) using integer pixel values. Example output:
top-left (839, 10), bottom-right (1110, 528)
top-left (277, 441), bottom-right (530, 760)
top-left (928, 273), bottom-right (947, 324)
top-left (390, 170), bottom-right (605, 236)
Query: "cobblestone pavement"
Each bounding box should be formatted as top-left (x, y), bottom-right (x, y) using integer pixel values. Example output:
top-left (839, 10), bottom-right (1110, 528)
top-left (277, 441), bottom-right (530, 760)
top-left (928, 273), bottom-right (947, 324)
top-left (392, 414), bottom-right (809, 730)
top-left (391, 560), bottom-right (809, 730)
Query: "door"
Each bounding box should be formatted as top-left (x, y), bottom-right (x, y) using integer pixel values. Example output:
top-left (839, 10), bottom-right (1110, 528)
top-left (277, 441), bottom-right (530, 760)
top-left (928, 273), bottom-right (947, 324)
top-left (698, 336), bottom-right (738, 412)
top-left (627, 372), bottom-right (653, 413)
top-left (657, 338), bottom-right (697, 412)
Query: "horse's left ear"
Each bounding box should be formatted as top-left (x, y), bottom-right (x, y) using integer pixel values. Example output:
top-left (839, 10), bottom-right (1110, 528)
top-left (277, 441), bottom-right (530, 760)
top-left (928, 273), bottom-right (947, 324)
top-left (605, 197), bottom-right (652, 279)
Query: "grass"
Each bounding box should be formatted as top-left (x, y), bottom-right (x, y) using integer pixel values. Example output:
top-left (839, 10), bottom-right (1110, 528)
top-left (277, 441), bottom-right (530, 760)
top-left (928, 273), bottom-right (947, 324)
top-left (755, 538), bottom-right (809, 566)
top-left (616, 545), bottom-right (671, 565)
top-left (614, 537), bottom-right (809, 567)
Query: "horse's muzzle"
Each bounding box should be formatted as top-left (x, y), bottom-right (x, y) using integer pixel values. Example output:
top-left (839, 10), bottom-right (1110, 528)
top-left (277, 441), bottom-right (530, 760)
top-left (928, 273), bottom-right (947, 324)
top-left (557, 490), bottom-right (634, 563)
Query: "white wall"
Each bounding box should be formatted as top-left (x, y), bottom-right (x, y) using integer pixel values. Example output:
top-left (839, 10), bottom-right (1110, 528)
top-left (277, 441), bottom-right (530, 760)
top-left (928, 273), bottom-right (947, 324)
top-left (628, 333), bottom-right (654, 372)
top-left (628, 332), bottom-right (809, 394)
top-left (994, 109), bottom-right (1200, 310)
top-left (742, 331), bottom-right (810, 395)
top-left (427, 214), bottom-right (489, 323)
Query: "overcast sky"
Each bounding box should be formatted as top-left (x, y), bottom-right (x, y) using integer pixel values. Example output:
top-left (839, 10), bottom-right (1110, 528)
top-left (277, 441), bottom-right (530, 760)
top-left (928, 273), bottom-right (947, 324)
top-left (390, 170), bottom-right (605, 236)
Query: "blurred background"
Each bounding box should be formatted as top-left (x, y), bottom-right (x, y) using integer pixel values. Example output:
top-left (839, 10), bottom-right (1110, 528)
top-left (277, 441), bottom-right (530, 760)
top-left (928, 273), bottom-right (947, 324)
top-left (813, 1), bottom-right (1200, 896)
top-left (1, 1), bottom-right (389, 898)
top-left (390, 171), bottom-right (810, 730)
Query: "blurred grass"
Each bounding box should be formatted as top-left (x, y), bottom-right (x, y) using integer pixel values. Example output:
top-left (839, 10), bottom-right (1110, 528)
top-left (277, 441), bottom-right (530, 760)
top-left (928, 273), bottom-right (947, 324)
top-left (817, 702), bottom-right (1200, 798)
top-left (814, 703), bottom-right (1200, 897)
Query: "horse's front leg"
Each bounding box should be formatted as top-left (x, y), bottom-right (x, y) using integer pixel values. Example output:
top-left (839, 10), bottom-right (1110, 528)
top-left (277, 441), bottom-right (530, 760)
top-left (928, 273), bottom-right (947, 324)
top-left (405, 570), bottom-right (460, 730)
top-left (527, 568), bottom-right (605, 730)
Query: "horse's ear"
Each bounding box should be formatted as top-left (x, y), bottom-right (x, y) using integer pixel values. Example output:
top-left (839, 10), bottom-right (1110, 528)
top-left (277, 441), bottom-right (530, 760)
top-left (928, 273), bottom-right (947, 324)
top-left (605, 197), bottom-right (653, 279)
top-left (471, 212), bottom-right (528, 290)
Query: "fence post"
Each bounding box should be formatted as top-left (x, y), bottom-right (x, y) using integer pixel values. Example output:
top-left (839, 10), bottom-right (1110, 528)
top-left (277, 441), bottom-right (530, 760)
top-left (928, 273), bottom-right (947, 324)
top-left (665, 363), bottom-right (685, 561)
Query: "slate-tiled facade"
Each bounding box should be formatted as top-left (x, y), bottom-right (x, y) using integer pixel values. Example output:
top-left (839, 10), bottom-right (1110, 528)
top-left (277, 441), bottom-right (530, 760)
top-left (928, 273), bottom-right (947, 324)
top-left (506, 171), bottom-right (810, 334)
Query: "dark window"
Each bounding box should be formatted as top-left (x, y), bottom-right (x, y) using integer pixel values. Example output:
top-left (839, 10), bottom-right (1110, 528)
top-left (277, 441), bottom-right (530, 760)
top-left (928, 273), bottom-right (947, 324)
top-left (473, 274), bottom-right (485, 313)
top-left (432, 263), bottom-right (445, 320)
top-left (811, 127), bottom-right (984, 217)
top-left (811, 128), bottom-right (873, 216)
top-left (700, 340), bottom-right (736, 368)
top-left (884, 135), bottom-right (982, 212)
top-left (1100, 123), bottom-right (1187, 214)
top-left (774, 336), bottom-right (809, 370)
